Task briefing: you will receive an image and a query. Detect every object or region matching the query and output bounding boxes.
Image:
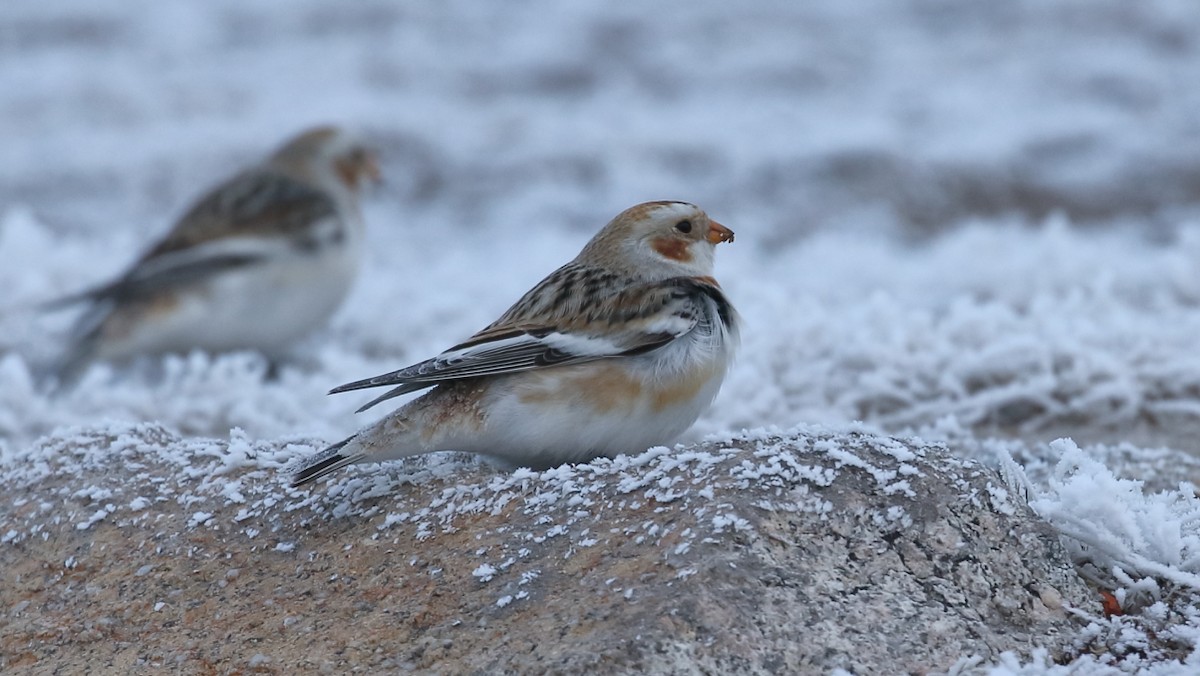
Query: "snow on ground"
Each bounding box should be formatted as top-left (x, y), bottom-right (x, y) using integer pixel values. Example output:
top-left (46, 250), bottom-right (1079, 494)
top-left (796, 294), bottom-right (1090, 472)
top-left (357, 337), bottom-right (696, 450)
top-left (4, 0), bottom-right (1200, 671)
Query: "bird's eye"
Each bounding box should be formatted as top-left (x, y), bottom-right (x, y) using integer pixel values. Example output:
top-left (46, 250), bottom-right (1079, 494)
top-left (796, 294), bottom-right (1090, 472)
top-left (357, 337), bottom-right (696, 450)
top-left (674, 220), bottom-right (693, 234)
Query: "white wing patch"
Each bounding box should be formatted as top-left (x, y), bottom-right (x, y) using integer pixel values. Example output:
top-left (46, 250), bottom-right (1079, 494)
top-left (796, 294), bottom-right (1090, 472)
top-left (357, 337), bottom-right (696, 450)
top-left (538, 332), bottom-right (625, 358)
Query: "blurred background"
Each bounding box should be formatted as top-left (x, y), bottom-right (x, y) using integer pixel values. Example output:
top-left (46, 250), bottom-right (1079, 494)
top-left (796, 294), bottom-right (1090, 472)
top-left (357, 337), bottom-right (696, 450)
top-left (4, 0), bottom-right (1200, 463)
top-left (5, 1), bottom-right (1200, 241)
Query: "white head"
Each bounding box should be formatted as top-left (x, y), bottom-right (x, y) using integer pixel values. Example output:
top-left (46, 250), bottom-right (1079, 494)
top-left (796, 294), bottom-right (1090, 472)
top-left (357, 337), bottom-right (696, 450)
top-left (577, 201), bottom-right (735, 280)
top-left (267, 125), bottom-right (381, 196)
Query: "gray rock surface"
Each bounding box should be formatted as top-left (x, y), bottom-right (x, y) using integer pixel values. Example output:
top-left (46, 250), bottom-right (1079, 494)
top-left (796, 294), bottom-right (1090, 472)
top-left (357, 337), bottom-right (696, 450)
top-left (0, 424), bottom-right (1097, 673)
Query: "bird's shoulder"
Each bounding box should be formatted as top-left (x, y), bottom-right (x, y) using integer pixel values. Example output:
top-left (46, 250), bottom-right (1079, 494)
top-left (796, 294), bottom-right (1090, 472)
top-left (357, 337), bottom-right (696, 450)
top-left (479, 263), bottom-right (627, 333)
top-left (463, 268), bottom-right (729, 348)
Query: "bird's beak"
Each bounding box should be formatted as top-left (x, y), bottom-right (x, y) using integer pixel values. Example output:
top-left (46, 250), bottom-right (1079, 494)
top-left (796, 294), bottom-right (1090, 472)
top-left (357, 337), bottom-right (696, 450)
top-left (706, 220), bottom-right (735, 244)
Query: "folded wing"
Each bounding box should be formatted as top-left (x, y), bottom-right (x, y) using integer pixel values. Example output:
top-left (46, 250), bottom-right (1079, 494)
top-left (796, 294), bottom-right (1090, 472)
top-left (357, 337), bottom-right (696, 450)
top-left (332, 276), bottom-right (725, 413)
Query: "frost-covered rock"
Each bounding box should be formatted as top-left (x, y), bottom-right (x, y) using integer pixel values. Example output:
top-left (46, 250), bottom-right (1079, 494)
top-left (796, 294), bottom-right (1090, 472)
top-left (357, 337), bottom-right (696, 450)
top-left (0, 423), bottom-right (1094, 673)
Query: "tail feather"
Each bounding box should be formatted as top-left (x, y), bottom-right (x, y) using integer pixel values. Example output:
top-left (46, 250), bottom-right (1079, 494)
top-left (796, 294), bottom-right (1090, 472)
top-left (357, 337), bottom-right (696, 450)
top-left (51, 335), bottom-right (101, 391)
top-left (290, 436), bottom-right (364, 487)
top-left (40, 289), bottom-right (100, 313)
top-left (50, 296), bottom-right (120, 389)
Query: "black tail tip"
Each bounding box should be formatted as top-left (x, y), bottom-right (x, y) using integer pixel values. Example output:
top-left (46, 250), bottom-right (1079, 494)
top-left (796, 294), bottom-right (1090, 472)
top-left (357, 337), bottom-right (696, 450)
top-left (290, 454), bottom-right (345, 488)
top-left (289, 437), bottom-right (356, 488)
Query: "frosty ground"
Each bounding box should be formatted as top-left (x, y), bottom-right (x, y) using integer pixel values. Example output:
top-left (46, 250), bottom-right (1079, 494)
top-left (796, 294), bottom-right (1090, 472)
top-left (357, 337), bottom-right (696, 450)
top-left (4, 0), bottom-right (1200, 672)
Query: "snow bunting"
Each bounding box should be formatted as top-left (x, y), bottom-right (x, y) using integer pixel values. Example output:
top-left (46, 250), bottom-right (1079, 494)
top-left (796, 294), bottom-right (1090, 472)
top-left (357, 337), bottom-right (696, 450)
top-left (48, 125), bottom-right (379, 382)
top-left (291, 200), bottom-right (738, 487)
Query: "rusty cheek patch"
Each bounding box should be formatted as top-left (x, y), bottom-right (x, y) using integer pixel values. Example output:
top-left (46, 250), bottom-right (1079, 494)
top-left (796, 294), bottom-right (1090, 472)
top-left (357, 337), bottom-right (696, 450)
top-left (651, 237), bottom-right (693, 263)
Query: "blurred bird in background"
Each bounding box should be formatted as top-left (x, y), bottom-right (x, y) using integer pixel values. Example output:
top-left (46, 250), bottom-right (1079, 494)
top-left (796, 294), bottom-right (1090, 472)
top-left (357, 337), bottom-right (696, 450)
top-left (45, 126), bottom-right (380, 384)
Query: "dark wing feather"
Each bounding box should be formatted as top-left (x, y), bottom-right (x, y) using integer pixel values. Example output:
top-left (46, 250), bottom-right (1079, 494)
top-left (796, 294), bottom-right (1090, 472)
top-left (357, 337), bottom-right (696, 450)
top-left (333, 276), bottom-right (728, 413)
